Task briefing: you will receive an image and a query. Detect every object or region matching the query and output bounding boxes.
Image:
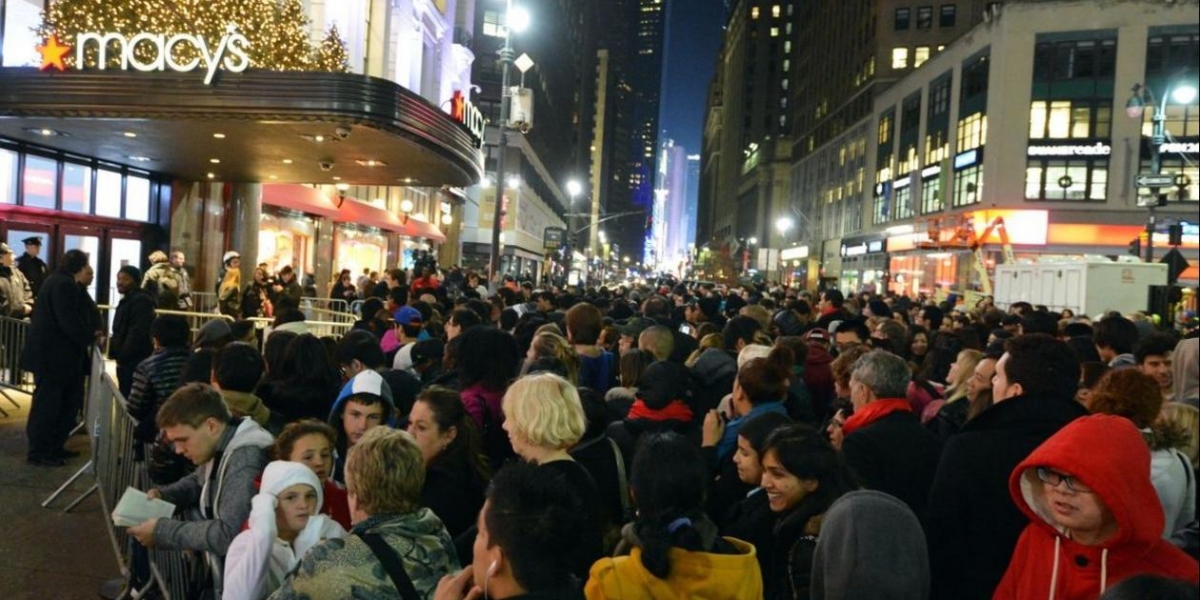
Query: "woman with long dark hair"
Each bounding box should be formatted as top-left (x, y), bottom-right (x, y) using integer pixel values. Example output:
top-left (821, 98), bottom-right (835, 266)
top-left (458, 327), bottom-right (521, 467)
top-left (585, 432), bottom-right (763, 599)
top-left (406, 386), bottom-right (490, 538)
top-left (759, 424), bottom-right (857, 600)
top-left (259, 334), bottom-right (342, 422)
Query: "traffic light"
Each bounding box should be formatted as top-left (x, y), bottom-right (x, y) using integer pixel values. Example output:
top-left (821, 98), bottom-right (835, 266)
top-left (1128, 237), bottom-right (1141, 257)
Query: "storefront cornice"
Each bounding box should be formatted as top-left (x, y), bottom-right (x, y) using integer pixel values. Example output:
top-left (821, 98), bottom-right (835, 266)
top-left (0, 68), bottom-right (483, 186)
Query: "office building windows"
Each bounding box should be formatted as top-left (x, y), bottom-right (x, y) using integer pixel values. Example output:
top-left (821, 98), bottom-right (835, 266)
top-left (939, 4), bottom-right (957, 28)
top-left (482, 11), bottom-right (506, 37)
top-left (892, 47), bottom-right (909, 69)
top-left (957, 112), bottom-right (987, 151)
top-left (916, 6), bottom-right (933, 29)
top-left (895, 8), bottom-right (911, 30)
top-left (1028, 100), bottom-right (1111, 139)
top-left (921, 176), bottom-right (943, 214)
top-left (953, 164), bottom-right (983, 207)
top-left (1025, 158), bottom-right (1107, 201)
top-left (915, 46), bottom-right (931, 67)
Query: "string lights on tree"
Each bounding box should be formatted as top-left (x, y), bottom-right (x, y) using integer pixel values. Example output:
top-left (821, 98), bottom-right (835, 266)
top-left (37, 0), bottom-right (349, 73)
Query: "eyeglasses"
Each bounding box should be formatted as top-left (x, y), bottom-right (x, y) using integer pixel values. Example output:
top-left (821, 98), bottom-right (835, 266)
top-left (1036, 467), bottom-right (1093, 493)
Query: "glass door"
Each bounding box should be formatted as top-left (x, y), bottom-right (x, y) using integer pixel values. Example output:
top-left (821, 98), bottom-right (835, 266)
top-left (59, 225), bottom-right (102, 302)
top-left (107, 232), bottom-right (143, 331)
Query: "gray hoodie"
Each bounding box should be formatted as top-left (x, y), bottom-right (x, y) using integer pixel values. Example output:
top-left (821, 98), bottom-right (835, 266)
top-left (154, 418), bottom-right (274, 557)
top-left (811, 490), bottom-right (930, 600)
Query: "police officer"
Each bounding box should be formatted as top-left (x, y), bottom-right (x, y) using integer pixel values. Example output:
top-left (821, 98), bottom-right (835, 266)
top-left (16, 236), bottom-right (48, 297)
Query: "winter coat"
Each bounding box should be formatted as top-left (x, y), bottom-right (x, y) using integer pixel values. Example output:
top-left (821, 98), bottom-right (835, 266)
top-left (21, 271), bottom-right (95, 380)
top-left (128, 347), bottom-right (191, 443)
top-left (267, 509), bottom-right (458, 600)
top-left (223, 493), bottom-right (347, 600)
top-left (994, 415), bottom-right (1199, 599)
top-left (688, 348), bottom-right (737, 420)
top-left (0, 264), bottom-right (32, 318)
top-left (15, 252), bottom-right (47, 296)
top-left (924, 392), bottom-right (1088, 600)
top-left (585, 536), bottom-right (762, 600)
top-left (219, 281), bottom-right (242, 319)
top-left (419, 456), bottom-right (487, 539)
top-left (153, 418), bottom-right (274, 557)
top-left (108, 287), bottom-right (155, 367)
top-left (142, 262), bottom-right (182, 309)
top-left (841, 409), bottom-right (941, 518)
top-left (719, 490), bottom-right (784, 598)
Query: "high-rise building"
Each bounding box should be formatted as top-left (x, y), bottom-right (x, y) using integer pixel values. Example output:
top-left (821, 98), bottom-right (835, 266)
top-left (696, 0), bottom-right (801, 277)
top-left (458, 0), bottom-right (598, 280)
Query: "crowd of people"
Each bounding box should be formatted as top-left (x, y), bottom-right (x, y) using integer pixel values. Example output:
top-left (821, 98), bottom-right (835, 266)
top-left (12, 246), bottom-right (1200, 599)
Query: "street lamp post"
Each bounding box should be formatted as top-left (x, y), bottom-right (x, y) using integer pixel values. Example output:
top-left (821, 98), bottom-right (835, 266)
top-left (488, 1), bottom-right (530, 288)
top-left (566, 179), bottom-right (583, 286)
top-left (1126, 82), bottom-right (1198, 263)
top-left (775, 216), bottom-right (794, 285)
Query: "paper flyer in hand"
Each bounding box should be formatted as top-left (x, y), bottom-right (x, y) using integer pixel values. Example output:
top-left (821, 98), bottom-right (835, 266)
top-left (112, 487), bottom-right (176, 527)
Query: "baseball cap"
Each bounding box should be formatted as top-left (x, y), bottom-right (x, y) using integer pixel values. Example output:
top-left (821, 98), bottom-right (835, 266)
top-left (393, 306), bottom-right (422, 326)
top-left (803, 328), bottom-right (830, 343)
top-left (223, 251), bottom-right (241, 265)
top-left (194, 319), bottom-right (233, 348)
top-left (618, 316), bottom-right (655, 338)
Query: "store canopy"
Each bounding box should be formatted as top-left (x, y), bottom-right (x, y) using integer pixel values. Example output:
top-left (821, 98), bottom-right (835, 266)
top-left (335, 198), bottom-right (405, 232)
top-left (262, 184), bottom-right (341, 219)
top-left (403, 218), bottom-right (446, 243)
top-left (0, 69), bottom-right (483, 186)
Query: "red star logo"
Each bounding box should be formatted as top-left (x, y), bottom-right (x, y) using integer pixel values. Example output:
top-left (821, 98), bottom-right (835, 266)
top-left (36, 36), bottom-right (72, 71)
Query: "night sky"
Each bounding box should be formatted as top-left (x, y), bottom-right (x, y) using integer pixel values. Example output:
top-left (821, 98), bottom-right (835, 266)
top-left (658, 0), bottom-right (727, 155)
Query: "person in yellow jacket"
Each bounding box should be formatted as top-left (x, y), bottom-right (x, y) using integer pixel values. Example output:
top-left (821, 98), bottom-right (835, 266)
top-left (585, 432), bottom-right (763, 600)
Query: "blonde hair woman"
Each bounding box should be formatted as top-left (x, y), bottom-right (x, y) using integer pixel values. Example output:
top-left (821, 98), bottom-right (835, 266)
top-left (501, 372), bottom-right (605, 578)
top-left (925, 349), bottom-right (983, 440)
top-left (1159, 402), bottom-right (1199, 469)
top-left (523, 331), bottom-right (580, 385)
top-left (685, 333), bottom-right (724, 368)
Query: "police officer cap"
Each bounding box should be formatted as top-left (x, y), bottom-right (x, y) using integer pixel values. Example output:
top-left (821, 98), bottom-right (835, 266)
top-left (21, 236), bottom-right (42, 246)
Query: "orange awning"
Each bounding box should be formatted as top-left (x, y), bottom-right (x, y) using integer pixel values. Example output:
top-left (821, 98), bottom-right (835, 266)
top-left (262, 184), bottom-right (342, 219)
top-left (403, 218), bottom-right (446, 243)
top-left (335, 198), bottom-right (405, 232)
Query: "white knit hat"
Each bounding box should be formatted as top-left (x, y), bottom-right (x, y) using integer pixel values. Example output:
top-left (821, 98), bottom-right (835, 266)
top-left (260, 461), bottom-right (323, 511)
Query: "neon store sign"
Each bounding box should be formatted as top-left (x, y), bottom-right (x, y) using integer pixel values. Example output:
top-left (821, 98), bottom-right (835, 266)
top-left (450, 90), bottom-right (486, 148)
top-left (36, 24), bottom-right (250, 85)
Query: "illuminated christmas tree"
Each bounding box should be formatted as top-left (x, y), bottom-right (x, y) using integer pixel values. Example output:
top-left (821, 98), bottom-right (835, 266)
top-left (37, 0), bottom-right (348, 72)
top-left (314, 25), bottom-right (350, 72)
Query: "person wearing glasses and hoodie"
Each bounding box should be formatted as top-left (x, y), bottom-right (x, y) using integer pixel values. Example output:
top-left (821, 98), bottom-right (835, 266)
top-left (994, 414), bottom-right (1198, 600)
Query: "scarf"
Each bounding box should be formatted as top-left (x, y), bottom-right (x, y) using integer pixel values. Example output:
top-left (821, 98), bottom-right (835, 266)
top-left (841, 398), bottom-right (912, 437)
top-left (627, 399), bottom-right (694, 423)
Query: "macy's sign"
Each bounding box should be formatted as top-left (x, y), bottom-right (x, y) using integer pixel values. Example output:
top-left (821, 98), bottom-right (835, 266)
top-left (37, 23), bottom-right (250, 85)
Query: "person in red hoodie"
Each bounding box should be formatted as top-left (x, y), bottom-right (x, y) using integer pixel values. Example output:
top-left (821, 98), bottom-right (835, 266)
top-left (995, 414), bottom-right (1199, 600)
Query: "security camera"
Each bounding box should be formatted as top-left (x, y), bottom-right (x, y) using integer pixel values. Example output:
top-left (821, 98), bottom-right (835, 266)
top-left (319, 161), bottom-right (334, 171)
top-left (334, 125), bottom-right (352, 140)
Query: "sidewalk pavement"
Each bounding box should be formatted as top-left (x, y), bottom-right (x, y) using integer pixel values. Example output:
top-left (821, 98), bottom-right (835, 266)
top-left (0, 386), bottom-right (116, 600)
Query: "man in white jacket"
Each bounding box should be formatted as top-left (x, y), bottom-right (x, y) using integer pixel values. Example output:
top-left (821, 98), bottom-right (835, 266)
top-left (224, 461), bottom-right (347, 600)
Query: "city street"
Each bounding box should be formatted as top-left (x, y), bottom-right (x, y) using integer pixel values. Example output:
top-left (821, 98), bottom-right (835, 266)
top-left (0, 388), bottom-right (112, 600)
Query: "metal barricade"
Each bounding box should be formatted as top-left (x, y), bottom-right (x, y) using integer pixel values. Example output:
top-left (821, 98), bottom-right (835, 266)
top-left (349, 299), bottom-right (365, 317)
top-left (247, 317), bottom-right (355, 349)
top-left (155, 310), bottom-right (235, 345)
top-left (0, 315), bottom-right (32, 415)
top-left (42, 346), bottom-right (200, 599)
top-left (307, 305), bottom-right (357, 325)
top-left (188, 291), bottom-right (219, 314)
top-left (302, 297), bottom-right (350, 313)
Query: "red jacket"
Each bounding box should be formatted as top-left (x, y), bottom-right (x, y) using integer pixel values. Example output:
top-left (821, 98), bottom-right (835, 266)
top-left (994, 414), bottom-right (1199, 600)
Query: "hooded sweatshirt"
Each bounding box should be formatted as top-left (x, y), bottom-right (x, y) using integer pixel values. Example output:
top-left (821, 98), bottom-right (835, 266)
top-left (811, 490), bottom-right (931, 600)
top-left (585, 528), bottom-right (762, 600)
top-left (224, 461), bottom-right (347, 600)
top-left (154, 418), bottom-right (274, 557)
top-left (326, 370), bottom-right (396, 483)
top-left (1172, 338), bottom-right (1199, 407)
top-left (994, 415), bottom-right (1200, 600)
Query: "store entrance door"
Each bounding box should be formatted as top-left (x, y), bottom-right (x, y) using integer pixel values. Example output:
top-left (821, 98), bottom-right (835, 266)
top-left (59, 225), bottom-right (103, 303)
